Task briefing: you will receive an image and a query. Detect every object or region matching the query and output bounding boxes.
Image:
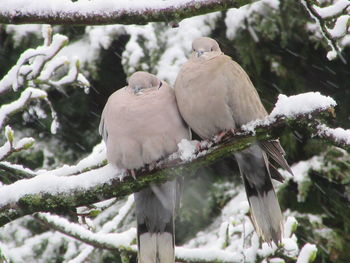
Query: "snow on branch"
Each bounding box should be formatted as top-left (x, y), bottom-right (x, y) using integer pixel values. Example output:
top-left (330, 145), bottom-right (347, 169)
top-left (34, 211), bottom-right (243, 263)
top-left (0, 88), bottom-right (47, 129)
top-left (0, 0), bottom-right (255, 26)
top-left (0, 126), bottom-right (35, 161)
top-left (0, 25), bottom-right (90, 95)
top-left (0, 92), bottom-right (346, 228)
top-left (301, 0), bottom-right (350, 62)
top-left (34, 212), bottom-right (137, 251)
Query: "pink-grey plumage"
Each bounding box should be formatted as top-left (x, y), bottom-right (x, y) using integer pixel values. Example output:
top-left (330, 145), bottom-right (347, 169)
top-left (174, 37), bottom-right (292, 245)
top-left (99, 71), bottom-right (190, 263)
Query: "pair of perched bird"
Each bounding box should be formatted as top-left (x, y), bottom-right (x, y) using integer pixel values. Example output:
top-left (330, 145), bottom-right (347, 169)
top-left (99, 37), bottom-right (292, 263)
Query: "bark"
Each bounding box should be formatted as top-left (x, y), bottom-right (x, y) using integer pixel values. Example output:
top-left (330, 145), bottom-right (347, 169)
top-left (0, 106), bottom-right (342, 227)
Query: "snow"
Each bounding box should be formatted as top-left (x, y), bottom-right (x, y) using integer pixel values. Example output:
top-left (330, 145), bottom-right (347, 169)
top-left (0, 33), bottom-right (68, 93)
top-left (176, 247), bottom-right (242, 263)
top-left (48, 56), bottom-right (79, 87)
top-left (156, 12), bottom-right (221, 83)
top-left (50, 117), bottom-right (59, 134)
top-left (0, 88), bottom-right (47, 129)
top-left (0, 0), bottom-right (213, 15)
top-left (58, 25), bottom-right (125, 74)
top-left (178, 139), bottom-right (197, 161)
top-left (38, 56), bottom-right (69, 81)
top-left (98, 195), bottom-right (134, 233)
top-left (317, 124), bottom-right (350, 145)
top-left (225, 0), bottom-right (279, 40)
top-left (0, 141), bottom-right (11, 161)
top-left (0, 164), bottom-right (119, 207)
top-left (242, 92), bottom-right (337, 134)
top-left (283, 216), bottom-right (298, 238)
top-left (270, 92), bottom-right (336, 118)
top-left (296, 244), bottom-right (317, 263)
top-left (328, 15), bottom-right (350, 38)
top-left (5, 24), bottom-right (42, 47)
top-left (302, 0), bottom-right (350, 61)
top-left (37, 212), bottom-right (136, 248)
top-left (122, 12), bottom-right (221, 84)
top-left (37, 141), bottom-right (106, 177)
top-left (313, 0), bottom-right (350, 18)
top-left (280, 156), bottom-right (323, 202)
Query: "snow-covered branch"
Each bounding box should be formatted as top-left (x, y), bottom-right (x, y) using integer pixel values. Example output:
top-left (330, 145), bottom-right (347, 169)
top-left (34, 211), bottom-right (244, 263)
top-left (0, 126), bottom-right (34, 161)
top-left (0, 26), bottom-right (89, 95)
top-left (34, 212), bottom-right (137, 251)
top-left (301, 0), bottom-right (350, 61)
top-left (0, 0), bottom-right (255, 26)
top-left (0, 88), bottom-right (47, 130)
top-left (0, 92), bottom-right (346, 228)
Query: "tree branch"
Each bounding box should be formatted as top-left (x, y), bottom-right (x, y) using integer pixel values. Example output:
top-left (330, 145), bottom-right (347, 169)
top-left (34, 212), bottom-right (243, 263)
top-left (0, 0), bottom-right (255, 25)
top-left (301, 0), bottom-right (349, 62)
top-left (0, 102), bottom-right (341, 227)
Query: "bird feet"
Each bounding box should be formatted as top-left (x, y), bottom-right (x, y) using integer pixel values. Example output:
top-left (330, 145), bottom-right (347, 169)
top-left (147, 161), bottom-right (157, 171)
top-left (127, 169), bottom-right (137, 180)
top-left (214, 129), bottom-right (234, 143)
top-left (195, 139), bottom-right (210, 152)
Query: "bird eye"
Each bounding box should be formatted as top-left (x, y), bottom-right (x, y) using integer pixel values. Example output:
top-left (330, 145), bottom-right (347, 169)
top-left (158, 82), bottom-right (163, 89)
top-left (211, 47), bottom-right (214, 51)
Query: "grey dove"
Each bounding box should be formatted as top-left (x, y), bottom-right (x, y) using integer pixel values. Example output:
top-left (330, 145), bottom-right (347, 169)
top-left (174, 37), bottom-right (292, 245)
top-left (99, 71), bottom-right (190, 263)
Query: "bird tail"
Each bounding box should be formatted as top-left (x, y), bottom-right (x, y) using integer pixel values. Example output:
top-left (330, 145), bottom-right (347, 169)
top-left (234, 143), bottom-right (283, 245)
top-left (137, 220), bottom-right (175, 263)
top-left (135, 180), bottom-right (177, 263)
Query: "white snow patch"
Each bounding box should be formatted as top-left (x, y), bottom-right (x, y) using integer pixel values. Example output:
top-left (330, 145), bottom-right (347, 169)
top-left (313, 0), bottom-right (350, 18)
top-left (0, 164), bottom-right (119, 207)
top-left (38, 212), bottom-right (136, 248)
top-left (280, 156), bottom-right (323, 202)
top-left (283, 216), bottom-right (298, 238)
top-left (176, 247), bottom-right (243, 262)
top-left (0, 161), bottom-right (36, 177)
top-left (317, 124), bottom-right (350, 145)
top-left (296, 243), bottom-right (317, 263)
top-left (225, 0), bottom-right (279, 40)
top-left (37, 141), bottom-right (106, 177)
top-left (5, 24), bottom-right (42, 46)
top-left (242, 92), bottom-right (337, 134)
top-left (270, 92), bottom-right (336, 118)
top-left (328, 15), bottom-right (350, 38)
top-left (0, 88), bottom-right (47, 129)
top-left (178, 139), bottom-right (197, 161)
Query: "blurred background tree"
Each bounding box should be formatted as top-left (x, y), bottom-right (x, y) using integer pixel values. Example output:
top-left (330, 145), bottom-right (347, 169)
top-left (0, 0), bottom-right (349, 262)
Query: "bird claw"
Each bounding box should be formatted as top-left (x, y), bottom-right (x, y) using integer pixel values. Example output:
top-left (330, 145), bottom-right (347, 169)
top-left (128, 169), bottom-right (137, 180)
top-left (214, 130), bottom-right (232, 143)
top-left (196, 140), bottom-right (210, 151)
top-left (148, 161), bottom-right (157, 171)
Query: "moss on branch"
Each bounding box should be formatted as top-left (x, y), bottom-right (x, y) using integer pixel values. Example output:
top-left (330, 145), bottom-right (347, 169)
top-left (0, 107), bottom-right (342, 227)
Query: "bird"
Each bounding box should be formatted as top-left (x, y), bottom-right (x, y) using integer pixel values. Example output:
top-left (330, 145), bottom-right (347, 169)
top-left (99, 71), bottom-right (190, 263)
top-left (174, 37), bottom-right (292, 245)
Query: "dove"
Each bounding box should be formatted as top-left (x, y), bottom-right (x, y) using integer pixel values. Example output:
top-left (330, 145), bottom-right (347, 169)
top-left (174, 37), bottom-right (292, 245)
top-left (99, 71), bottom-right (190, 263)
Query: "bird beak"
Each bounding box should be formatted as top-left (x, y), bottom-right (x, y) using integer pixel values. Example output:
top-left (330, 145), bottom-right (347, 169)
top-left (196, 50), bottom-right (204, 57)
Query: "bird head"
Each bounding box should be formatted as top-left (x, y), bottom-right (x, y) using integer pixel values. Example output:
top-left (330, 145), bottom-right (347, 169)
top-left (191, 37), bottom-right (221, 58)
top-left (128, 71), bottom-right (162, 94)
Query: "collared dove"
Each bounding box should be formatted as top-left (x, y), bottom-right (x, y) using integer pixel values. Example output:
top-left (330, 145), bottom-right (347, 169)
top-left (174, 37), bottom-right (292, 245)
top-left (99, 71), bottom-right (190, 263)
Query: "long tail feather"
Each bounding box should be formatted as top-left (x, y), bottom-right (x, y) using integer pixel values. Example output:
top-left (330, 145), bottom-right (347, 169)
top-left (234, 143), bottom-right (283, 245)
top-left (135, 180), bottom-right (177, 263)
